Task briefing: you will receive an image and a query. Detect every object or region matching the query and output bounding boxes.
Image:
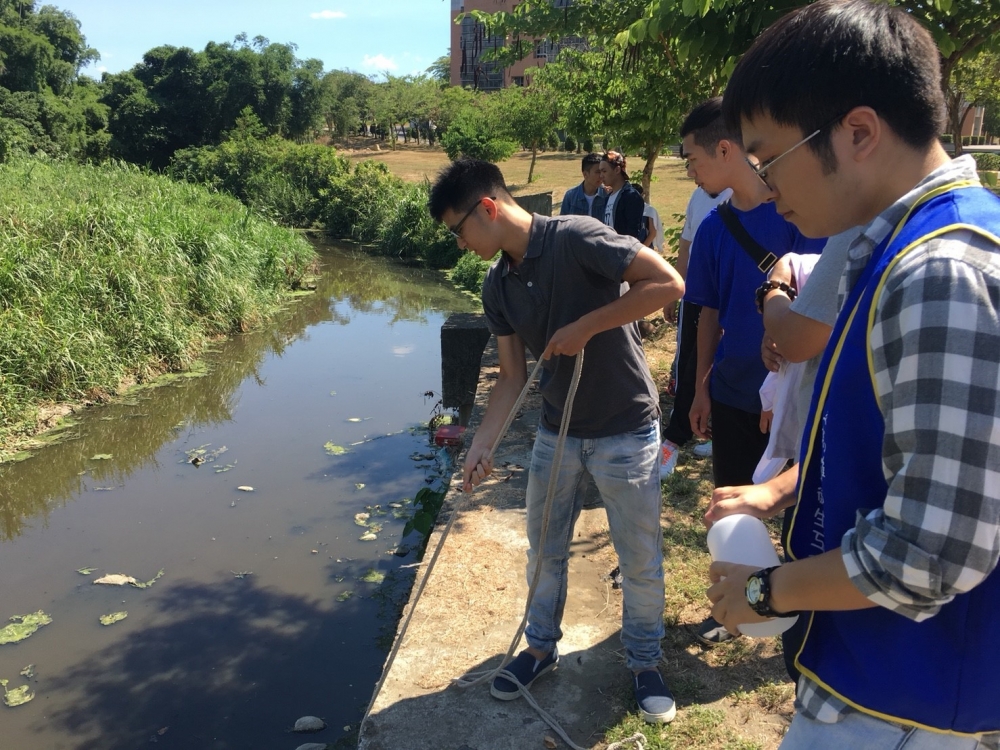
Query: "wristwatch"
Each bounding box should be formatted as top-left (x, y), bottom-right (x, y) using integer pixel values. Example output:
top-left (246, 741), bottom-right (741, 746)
top-left (745, 566), bottom-right (798, 618)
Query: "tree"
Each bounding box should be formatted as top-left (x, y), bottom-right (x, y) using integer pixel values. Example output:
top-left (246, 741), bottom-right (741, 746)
top-left (497, 82), bottom-right (559, 182)
top-left (440, 96), bottom-right (518, 163)
top-left (426, 54), bottom-right (451, 83)
top-left (946, 51), bottom-right (1000, 153)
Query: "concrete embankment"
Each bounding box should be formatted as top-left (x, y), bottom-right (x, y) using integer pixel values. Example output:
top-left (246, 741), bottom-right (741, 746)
top-left (359, 338), bottom-right (633, 750)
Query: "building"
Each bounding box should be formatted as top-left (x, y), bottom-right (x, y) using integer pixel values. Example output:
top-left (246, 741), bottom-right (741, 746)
top-left (449, 0), bottom-right (583, 91)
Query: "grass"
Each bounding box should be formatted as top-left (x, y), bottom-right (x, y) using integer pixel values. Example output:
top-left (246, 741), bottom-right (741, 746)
top-left (0, 156), bottom-right (316, 458)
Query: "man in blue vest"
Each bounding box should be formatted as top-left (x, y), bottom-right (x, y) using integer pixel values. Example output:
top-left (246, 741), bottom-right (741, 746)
top-left (559, 152), bottom-right (608, 220)
top-left (707, 2), bottom-right (1000, 747)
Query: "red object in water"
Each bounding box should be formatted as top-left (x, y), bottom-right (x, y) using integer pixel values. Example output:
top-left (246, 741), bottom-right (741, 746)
top-left (434, 424), bottom-right (466, 447)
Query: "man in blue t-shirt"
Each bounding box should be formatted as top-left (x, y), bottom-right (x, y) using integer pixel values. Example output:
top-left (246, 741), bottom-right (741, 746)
top-left (681, 98), bottom-right (824, 645)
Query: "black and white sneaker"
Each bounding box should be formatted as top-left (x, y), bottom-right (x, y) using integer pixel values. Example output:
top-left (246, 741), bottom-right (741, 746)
top-left (693, 616), bottom-right (737, 646)
top-left (634, 669), bottom-right (676, 723)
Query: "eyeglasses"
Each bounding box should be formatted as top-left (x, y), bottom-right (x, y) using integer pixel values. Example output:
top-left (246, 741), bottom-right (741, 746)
top-left (746, 113), bottom-right (845, 189)
top-left (448, 197), bottom-right (495, 240)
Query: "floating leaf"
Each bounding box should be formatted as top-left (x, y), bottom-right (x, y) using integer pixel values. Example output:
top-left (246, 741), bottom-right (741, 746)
top-left (19, 665), bottom-right (33, 679)
top-left (99, 611), bottom-right (128, 626)
top-left (336, 591), bottom-right (354, 602)
top-left (355, 483), bottom-right (365, 490)
top-left (90, 454), bottom-right (113, 460)
top-left (353, 513), bottom-right (370, 527)
top-left (0, 612), bottom-right (53, 645)
top-left (360, 569), bottom-right (385, 584)
top-left (359, 532), bottom-right (377, 541)
top-left (324, 442), bottom-right (349, 456)
top-left (0, 680), bottom-right (34, 707)
top-left (76, 567), bottom-right (98, 575)
top-left (132, 569), bottom-right (165, 589)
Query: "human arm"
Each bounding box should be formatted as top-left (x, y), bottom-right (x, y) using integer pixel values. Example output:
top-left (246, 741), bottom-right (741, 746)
top-left (617, 189), bottom-right (646, 240)
top-left (761, 255), bottom-right (832, 364)
top-left (703, 464), bottom-right (799, 528)
top-left (689, 305), bottom-right (720, 439)
top-left (462, 333), bottom-right (527, 492)
top-left (642, 216), bottom-right (657, 248)
top-left (542, 246), bottom-right (683, 359)
top-left (676, 238), bottom-right (691, 280)
top-left (558, 186), bottom-right (574, 216)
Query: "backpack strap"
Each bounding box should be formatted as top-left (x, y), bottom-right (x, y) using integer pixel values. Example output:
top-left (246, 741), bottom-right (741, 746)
top-left (717, 201), bottom-right (778, 274)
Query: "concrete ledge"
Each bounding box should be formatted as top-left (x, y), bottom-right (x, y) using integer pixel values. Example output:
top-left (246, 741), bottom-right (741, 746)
top-left (359, 339), bottom-right (629, 750)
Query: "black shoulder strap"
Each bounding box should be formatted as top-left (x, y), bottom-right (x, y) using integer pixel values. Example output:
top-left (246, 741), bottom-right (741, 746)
top-left (717, 201), bottom-right (778, 274)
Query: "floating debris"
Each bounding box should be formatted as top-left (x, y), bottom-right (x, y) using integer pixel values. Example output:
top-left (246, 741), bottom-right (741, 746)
top-left (231, 571), bottom-right (253, 579)
top-left (330, 391), bottom-right (337, 396)
top-left (99, 612), bottom-right (128, 626)
top-left (336, 591), bottom-right (354, 602)
top-left (295, 744), bottom-right (329, 750)
top-left (353, 513), bottom-right (370, 527)
top-left (190, 456), bottom-right (204, 467)
top-left (0, 680), bottom-right (34, 707)
top-left (237, 486), bottom-right (254, 492)
top-left (293, 716), bottom-right (327, 733)
top-left (346, 417), bottom-right (362, 423)
top-left (19, 665), bottom-right (34, 679)
top-left (90, 454), bottom-right (113, 460)
top-left (355, 483), bottom-right (365, 490)
top-left (214, 463), bottom-right (236, 473)
top-left (391, 508), bottom-right (409, 519)
top-left (360, 569), bottom-right (385, 584)
top-left (358, 532), bottom-right (377, 542)
top-left (76, 567), bottom-right (98, 575)
top-left (0, 612), bottom-right (52, 645)
top-left (323, 443), bottom-right (349, 456)
top-left (392, 546), bottom-right (410, 557)
top-left (93, 570), bottom-right (164, 589)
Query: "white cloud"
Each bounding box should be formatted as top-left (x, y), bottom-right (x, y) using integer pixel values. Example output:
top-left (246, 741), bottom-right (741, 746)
top-left (97, 66), bottom-right (108, 73)
top-left (362, 53), bottom-right (398, 71)
top-left (309, 10), bottom-right (346, 19)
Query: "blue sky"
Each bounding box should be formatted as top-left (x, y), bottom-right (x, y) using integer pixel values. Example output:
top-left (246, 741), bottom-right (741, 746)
top-left (55, 0), bottom-right (451, 78)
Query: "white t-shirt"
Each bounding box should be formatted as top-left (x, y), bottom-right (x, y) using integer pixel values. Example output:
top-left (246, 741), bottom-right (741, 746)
top-left (643, 204), bottom-right (664, 252)
top-left (680, 186), bottom-right (733, 242)
top-left (584, 191), bottom-right (597, 214)
top-left (604, 189), bottom-right (620, 227)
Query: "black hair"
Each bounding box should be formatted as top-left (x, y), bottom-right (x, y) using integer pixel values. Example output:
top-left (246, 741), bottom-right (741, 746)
top-left (428, 158), bottom-right (511, 222)
top-left (601, 150), bottom-right (630, 181)
top-left (680, 97), bottom-right (743, 156)
top-left (723, 0), bottom-right (945, 171)
top-left (581, 152), bottom-right (602, 172)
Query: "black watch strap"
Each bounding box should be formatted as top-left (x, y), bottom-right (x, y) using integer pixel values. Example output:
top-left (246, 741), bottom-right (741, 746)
top-left (746, 566), bottom-right (799, 618)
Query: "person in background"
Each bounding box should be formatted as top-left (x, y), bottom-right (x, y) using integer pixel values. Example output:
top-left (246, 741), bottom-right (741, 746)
top-left (599, 151), bottom-right (646, 240)
top-left (708, 2), bottom-right (1000, 746)
top-left (635, 184), bottom-right (663, 252)
top-left (559, 152), bottom-right (608, 220)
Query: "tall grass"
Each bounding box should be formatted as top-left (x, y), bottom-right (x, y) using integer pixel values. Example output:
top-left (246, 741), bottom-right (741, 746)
top-left (0, 156), bottom-right (316, 443)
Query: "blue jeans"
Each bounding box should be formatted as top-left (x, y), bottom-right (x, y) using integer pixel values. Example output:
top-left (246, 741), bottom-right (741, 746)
top-left (524, 421), bottom-right (665, 671)
top-left (781, 710), bottom-right (987, 749)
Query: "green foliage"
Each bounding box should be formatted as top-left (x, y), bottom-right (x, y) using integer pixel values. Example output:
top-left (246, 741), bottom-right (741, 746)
top-left (0, 155), bottom-right (315, 439)
top-left (402, 487), bottom-right (447, 540)
top-left (974, 152), bottom-right (1000, 171)
top-left (449, 252), bottom-right (492, 294)
top-left (564, 134), bottom-right (577, 152)
top-left (546, 131), bottom-right (559, 150)
top-left (582, 135), bottom-right (594, 152)
top-left (440, 103), bottom-right (518, 163)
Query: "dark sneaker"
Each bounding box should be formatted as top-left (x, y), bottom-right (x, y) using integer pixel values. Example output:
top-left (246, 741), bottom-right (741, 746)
top-left (693, 616), bottom-right (737, 646)
top-left (490, 648), bottom-right (558, 700)
top-left (634, 669), bottom-right (676, 723)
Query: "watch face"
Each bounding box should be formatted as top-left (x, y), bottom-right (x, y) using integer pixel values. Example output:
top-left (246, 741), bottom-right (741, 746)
top-left (746, 577), bottom-right (763, 605)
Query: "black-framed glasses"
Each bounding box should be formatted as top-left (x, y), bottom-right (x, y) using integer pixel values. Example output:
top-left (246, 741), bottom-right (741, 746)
top-left (449, 196), bottom-right (495, 240)
top-left (746, 113), bottom-right (846, 189)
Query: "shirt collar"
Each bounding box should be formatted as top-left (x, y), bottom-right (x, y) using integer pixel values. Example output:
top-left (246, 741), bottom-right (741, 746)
top-left (500, 214), bottom-right (546, 276)
top-left (848, 155), bottom-right (981, 263)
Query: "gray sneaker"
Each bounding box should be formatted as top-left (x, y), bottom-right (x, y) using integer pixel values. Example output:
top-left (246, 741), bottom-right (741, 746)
top-left (693, 616), bottom-right (736, 646)
top-left (692, 441), bottom-right (713, 458)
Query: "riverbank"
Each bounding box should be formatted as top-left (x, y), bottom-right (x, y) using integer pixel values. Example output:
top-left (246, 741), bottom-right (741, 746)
top-left (0, 157), bottom-right (316, 461)
top-left (360, 322), bottom-right (794, 750)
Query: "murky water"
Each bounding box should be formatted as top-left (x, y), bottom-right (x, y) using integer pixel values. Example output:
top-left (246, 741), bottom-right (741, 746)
top-left (0, 243), bottom-right (478, 750)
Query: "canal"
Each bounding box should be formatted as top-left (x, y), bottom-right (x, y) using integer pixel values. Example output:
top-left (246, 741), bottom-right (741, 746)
top-left (0, 242), bottom-right (479, 750)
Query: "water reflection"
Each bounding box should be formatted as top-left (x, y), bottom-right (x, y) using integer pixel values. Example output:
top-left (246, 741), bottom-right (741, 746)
top-left (0, 242), bottom-right (479, 541)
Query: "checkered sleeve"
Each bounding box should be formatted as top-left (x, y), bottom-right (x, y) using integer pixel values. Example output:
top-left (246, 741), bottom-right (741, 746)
top-left (841, 231), bottom-right (1000, 621)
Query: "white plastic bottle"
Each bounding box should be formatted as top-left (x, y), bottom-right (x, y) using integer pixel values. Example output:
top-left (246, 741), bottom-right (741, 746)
top-left (706, 514), bottom-right (799, 637)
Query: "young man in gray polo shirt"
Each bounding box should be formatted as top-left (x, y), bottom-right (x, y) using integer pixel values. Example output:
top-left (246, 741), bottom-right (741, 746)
top-left (429, 158), bottom-right (685, 723)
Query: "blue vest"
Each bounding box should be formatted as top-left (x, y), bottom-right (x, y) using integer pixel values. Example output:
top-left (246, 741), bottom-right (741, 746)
top-left (787, 183), bottom-right (1000, 735)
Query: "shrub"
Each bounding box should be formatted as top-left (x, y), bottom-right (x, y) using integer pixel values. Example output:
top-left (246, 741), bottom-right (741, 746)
top-left (582, 136), bottom-right (594, 153)
top-left (564, 135), bottom-right (577, 153)
top-left (962, 136), bottom-right (972, 146)
top-left (379, 180), bottom-right (462, 268)
top-left (973, 152), bottom-right (1000, 171)
top-left (547, 132), bottom-right (559, 151)
top-left (939, 134), bottom-right (953, 144)
top-left (439, 107), bottom-right (518, 163)
top-left (449, 252), bottom-right (491, 295)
